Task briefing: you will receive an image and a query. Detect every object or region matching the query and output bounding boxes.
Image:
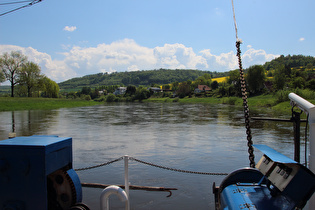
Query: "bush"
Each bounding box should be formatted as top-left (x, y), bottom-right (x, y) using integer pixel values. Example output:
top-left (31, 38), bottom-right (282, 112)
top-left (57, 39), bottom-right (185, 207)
top-left (80, 94), bottom-right (91, 101)
top-left (106, 93), bottom-right (116, 102)
top-left (173, 98), bottom-right (179, 102)
top-left (274, 90), bottom-right (291, 103)
top-left (94, 95), bottom-right (106, 102)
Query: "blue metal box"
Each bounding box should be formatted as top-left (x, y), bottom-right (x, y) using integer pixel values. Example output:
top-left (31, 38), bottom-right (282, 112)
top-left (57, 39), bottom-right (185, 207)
top-left (0, 135), bottom-right (72, 209)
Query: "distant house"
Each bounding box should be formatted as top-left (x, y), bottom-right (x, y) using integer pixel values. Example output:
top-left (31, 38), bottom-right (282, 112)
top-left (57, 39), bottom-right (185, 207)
top-left (194, 85), bottom-right (211, 93)
top-left (148, 87), bottom-right (162, 93)
top-left (113, 87), bottom-right (127, 95)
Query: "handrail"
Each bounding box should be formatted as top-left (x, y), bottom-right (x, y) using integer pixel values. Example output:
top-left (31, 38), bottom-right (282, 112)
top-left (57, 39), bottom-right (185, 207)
top-left (288, 93), bottom-right (315, 208)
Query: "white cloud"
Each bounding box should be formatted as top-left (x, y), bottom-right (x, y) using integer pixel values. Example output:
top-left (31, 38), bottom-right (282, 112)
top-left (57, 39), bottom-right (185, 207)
top-left (0, 45), bottom-right (77, 82)
top-left (0, 40), bottom-right (278, 83)
top-left (63, 26), bottom-right (77, 32)
top-left (242, 46), bottom-right (279, 67)
top-left (299, 37), bottom-right (305, 42)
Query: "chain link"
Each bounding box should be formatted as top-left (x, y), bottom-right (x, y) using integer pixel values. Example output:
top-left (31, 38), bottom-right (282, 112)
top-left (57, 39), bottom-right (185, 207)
top-left (74, 156), bottom-right (124, 171)
top-left (130, 157), bottom-right (228, 176)
top-left (74, 156), bottom-right (228, 176)
top-left (236, 40), bottom-right (255, 168)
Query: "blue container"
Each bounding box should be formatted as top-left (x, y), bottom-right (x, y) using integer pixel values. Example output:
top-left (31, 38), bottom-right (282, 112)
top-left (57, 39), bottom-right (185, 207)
top-left (0, 135), bottom-right (78, 209)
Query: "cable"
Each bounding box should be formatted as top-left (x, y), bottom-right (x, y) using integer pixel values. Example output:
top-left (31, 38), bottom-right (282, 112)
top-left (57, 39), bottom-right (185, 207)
top-left (231, 0), bottom-right (239, 41)
top-left (0, 0), bottom-right (42, 17)
top-left (0, 1), bottom-right (32, 6)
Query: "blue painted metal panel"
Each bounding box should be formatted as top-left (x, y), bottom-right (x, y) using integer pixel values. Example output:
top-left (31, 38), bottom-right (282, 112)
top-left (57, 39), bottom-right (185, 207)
top-left (253, 144), bottom-right (297, 164)
top-left (221, 184), bottom-right (295, 210)
top-left (217, 145), bottom-right (315, 210)
top-left (0, 135), bottom-right (73, 210)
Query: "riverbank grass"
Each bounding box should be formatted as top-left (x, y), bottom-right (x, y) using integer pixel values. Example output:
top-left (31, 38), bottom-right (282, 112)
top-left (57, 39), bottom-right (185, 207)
top-left (0, 97), bottom-right (101, 111)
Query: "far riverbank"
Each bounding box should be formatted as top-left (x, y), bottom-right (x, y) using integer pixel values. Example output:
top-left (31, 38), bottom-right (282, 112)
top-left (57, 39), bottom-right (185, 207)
top-left (1, 95), bottom-right (314, 116)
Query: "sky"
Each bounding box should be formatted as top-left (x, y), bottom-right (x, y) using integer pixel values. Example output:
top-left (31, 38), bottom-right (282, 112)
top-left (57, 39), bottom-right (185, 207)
top-left (0, 0), bottom-right (314, 83)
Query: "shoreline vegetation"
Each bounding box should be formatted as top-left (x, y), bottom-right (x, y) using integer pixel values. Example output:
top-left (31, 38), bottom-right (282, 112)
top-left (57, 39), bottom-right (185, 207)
top-left (0, 97), bottom-right (100, 112)
top-left (1, 95), bottom-right (313, 117)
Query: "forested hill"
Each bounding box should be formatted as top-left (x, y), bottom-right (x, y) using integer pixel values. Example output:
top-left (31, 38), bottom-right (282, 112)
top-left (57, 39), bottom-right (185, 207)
top-left (58, 69), bottom-right (228, 90)
top-left (264, 55), bottom-right (315, 70)
top-left (58, 55), bottom-right (315, 91)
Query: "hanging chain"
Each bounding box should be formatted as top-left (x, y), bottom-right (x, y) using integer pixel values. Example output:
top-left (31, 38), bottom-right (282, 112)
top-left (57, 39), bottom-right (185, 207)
top-left (74, 156), bottom-right (228, 176)
top-left (236, 40), bottom-right (255, 168)
top-left (74, 157), bottom-right (124, 171)
top-left (130, 157), bottom-right (228, 176)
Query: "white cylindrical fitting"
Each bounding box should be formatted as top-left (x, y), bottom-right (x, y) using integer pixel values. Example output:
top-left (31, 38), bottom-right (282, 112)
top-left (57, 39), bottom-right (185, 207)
top-left (100, 185), bottom-right (128, 210)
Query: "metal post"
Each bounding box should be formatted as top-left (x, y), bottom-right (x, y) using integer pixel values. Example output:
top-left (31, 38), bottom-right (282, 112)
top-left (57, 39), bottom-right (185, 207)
top-left (292, 111), bottom-right (301, 163)
top-left (124, 155), bottom-right (130, 210)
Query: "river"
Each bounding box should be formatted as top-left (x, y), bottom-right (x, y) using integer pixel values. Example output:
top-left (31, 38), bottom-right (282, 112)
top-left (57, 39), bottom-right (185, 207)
top-left (0, 102), bottom-right (306, 209)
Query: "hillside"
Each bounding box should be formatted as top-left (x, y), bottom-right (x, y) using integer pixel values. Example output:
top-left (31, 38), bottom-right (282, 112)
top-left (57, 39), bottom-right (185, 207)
top-left (58, 69), bottom-right (228, 91)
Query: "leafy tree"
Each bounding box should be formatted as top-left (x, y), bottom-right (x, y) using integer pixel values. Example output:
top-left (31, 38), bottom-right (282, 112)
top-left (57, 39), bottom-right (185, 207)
top-left (0, 71), bottom-right (5, 83)
top-left (245, 65), bottom-right (266, 94)
top-left (171, 81), bottom-right (179, 91)
top-left (211, 80), bottom-right (219, 90)
top-left (40, 76), bottom-right (59, 98)
top-left (227, 69), bottom-right (241, 96)
top-left (90, 88), bottom-right (100, 99)
top-left (106, 93), bottom-right (116, 102)
top-left (162, 84), bottom-right (171, 90)
top-left (217, 82), bottom-right (228, 97)
top-left (19, 61), bottom-right (42, 97)
top-left (290, 77), bottom-right (305, 89)
top-left (134, 87), bottom-right (150, 101)
top-left (273, 64), bottom-right (286, 90)
top-left (306, 63), bottom-right (313, 71)
top-left (306, 79), bottom-right (315, 91)
top-left (0, 51), bottom-right (27, 97)
top-left (194, 74), bottom-right (211, 87)
top-left (81, 87), bottom-right (91, 95)
top-left (125, 85), bottom-right (136, 96)
top-left (177, 81), bottom-right (191, 98)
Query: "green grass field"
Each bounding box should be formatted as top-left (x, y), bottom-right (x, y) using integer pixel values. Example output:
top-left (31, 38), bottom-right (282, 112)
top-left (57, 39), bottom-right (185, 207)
top-left (0, 97), bottom-right (101, 111)
top-left (2, 95), bottom-right (314, 116)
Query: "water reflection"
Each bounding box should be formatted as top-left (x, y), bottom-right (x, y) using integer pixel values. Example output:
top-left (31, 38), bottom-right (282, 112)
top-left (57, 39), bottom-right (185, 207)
top-left (0, 103), bottom-right (306, 209)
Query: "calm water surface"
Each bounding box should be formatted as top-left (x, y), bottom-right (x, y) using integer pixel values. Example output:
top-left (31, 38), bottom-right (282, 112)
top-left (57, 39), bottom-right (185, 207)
top-left (0, 103), bottom-right (305, 209)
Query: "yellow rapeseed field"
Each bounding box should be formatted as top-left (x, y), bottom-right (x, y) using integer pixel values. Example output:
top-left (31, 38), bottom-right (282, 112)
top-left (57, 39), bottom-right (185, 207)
top-left (212, 77), bottom-right (227, 83)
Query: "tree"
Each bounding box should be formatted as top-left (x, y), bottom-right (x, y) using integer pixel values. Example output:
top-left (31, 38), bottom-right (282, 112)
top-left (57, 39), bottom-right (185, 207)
top-left (125, 85), bottom-right (136, 96)
top-left (40, 76), bottom-right (59, 98)
top-left (0, 71), bottom-right (5, 83)
top-left (194, 74), bottom-right (211, 87)
top-left (0, 51), bottom-right (27, 97)
top-left (273, 64), bottom-right (286, 90)
top-left (171, 81), bottom-right (179, 91)
top-left (177, 81), bottom-right (191, 98)
top-left (211, 80), bottom-right (219, 90)
top-left (81, 87), bottom-right (91, 95)
top-left (227, 69), bottom-right (241, 96)
top-left (19, 61), bottom-right (41, 97)
top-left (246, 65), bottom-right (266, 94)
top-left (134, 87), bottom-right (150, 101)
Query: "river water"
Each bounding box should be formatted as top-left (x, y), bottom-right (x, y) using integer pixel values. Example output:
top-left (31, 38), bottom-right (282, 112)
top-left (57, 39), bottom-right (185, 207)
top-left (0, 103), bottom-right (307, 209)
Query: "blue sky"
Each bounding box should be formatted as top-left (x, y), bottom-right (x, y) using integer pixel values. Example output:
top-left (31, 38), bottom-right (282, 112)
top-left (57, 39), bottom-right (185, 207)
top-left (0, 0), bottom-right (314, 83)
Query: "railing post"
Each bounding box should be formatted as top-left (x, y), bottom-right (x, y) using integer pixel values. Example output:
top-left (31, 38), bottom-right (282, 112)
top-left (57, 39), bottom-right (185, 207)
top-left (292, 110), bottom-right (301, 163)
top-left (124, 155), bottom-right (130, 210)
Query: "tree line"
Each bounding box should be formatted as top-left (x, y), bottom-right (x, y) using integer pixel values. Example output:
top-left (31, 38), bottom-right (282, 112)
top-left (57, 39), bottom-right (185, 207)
top-left (0, 51), bottom-right (59, 98)
top-left (1, 51), bottom-right (314, 102)
top-left (58, 69), bottom-right (229, 90)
